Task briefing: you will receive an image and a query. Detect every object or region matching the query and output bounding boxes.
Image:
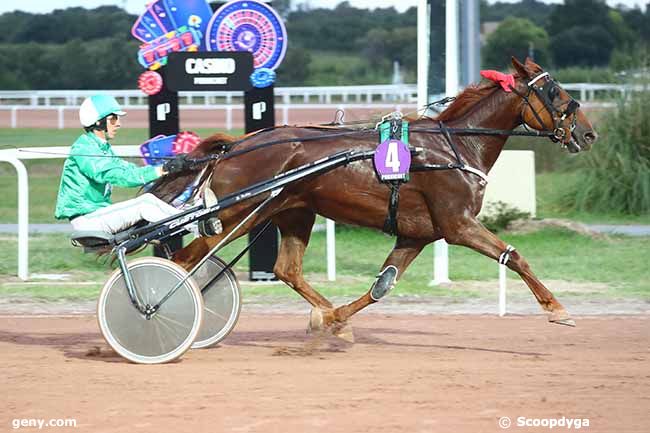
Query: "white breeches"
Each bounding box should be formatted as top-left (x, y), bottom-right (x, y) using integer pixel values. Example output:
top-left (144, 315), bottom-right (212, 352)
top-left (70, 193), bottom-right (180, 234)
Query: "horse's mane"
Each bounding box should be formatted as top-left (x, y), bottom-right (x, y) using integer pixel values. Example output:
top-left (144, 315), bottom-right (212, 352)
top-left (430, 71), bottom-right (521, 122)
top-left (435, 81), bottom-right (500, 122)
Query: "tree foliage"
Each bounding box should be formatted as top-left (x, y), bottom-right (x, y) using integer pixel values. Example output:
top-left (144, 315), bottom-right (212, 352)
top-left (0, 7), bottom-right (134, 44)
top-left (1, 1), bottom-right (650, 89)
top-left (480, 0), bottom-right (554, 27)
top-left (483, 17), bottom-right (550, 69)
top-left (0, 38), bottom-right (141, 90)
top-left (275, 47), bottom-right (312, 85)
top-left (551, 26), bottom-right (616, 67)
top-left (546, 0), bottom-right (636, 68)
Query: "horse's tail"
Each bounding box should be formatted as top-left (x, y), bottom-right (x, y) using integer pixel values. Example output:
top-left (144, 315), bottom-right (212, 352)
top-left (147, 132), bottom-right (238, 203)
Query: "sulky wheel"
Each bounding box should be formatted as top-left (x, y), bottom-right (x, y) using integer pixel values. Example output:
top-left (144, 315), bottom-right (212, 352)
top-left (191, 256), bottom-right (242, 349)
top-left (97, 257), bottom-right (203, 364)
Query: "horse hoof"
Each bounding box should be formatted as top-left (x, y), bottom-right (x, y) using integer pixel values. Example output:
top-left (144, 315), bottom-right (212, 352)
top-left (308, 307), bottom-right (335, 333)
top-left (333, 323), bottom-right (355, 343)
top-left (551, 318), bottom-right (576, 327)
top-left (308, 308), bottom-right (325, 333)
top-left (548, 309), bottom-right (575, 326)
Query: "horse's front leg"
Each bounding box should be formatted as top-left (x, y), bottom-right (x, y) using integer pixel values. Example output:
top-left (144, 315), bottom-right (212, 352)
top-left (312, 237), bottom-right (430, 341)
top-left (272, 208), bottom-right (334, 310)
top-left (441, 217), bottom-right (575, 326)
top-left (172, 236), bottom-right (224, 270)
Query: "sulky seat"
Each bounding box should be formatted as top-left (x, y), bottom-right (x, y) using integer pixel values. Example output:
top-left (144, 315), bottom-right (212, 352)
top-left (70, 231), bottom-right (116, 253)
top-left (70, 221), bottom-right (150, 253)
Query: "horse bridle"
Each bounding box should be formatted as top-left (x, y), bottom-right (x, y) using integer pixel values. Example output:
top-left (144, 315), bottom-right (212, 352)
top-left (511, 72), bottom-right (581, 143)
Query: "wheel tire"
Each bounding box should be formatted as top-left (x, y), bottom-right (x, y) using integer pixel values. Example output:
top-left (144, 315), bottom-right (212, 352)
top-left (191, 256), bottom-right (242, 349)
top-left (97, 257), bottom-right (203, 364)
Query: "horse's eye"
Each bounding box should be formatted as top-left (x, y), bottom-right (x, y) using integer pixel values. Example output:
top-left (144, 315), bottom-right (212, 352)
top-left (549, 86), bottom-right (560, 100)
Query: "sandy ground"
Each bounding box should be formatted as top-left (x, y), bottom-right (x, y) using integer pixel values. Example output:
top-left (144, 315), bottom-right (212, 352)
top-left (0, 311), bottom-right (648, 433)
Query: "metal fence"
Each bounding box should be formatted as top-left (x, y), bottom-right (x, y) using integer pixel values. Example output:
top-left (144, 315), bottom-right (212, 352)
top-left (0, 103), bottom-right (420, 130)
top-left (0, 82), bottom-right (644, 109)
top-left (0, 84), bottom-right (418, 107)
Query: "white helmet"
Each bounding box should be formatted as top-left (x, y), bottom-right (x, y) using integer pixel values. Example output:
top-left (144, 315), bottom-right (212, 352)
top-left (79, 95), bottom-right (127, 127)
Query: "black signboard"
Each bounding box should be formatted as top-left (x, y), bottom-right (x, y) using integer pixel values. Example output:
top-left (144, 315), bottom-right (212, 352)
top-left (166, 51), bottom-right (254, 92)
top-left (149, 68), bottom-right (182, 258)
top-left (245, 84), bottom-right (279, 281)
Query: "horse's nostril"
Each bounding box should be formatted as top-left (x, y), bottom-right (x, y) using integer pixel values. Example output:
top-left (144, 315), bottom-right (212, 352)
top-left (584, 131), bottom-right (597, 144)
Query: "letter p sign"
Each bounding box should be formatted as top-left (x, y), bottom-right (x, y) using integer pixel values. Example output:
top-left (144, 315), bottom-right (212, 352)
top-left (156, 103), bottom-right (171, 121)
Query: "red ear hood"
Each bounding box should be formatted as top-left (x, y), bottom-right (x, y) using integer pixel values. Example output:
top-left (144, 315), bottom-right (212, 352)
top-left (480, 70), bottom-right (515, 92)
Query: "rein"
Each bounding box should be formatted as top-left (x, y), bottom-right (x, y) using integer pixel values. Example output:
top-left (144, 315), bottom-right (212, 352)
top-left (188, 125), bottom-right (556, 166)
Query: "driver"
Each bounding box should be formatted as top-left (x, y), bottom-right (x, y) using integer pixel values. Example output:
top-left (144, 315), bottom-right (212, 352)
top-left (54, 94), bottom-right (190, 234)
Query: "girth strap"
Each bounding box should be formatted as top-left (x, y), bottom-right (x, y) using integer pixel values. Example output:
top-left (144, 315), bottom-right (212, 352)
top-left (382, 181), bottom-right (401, 236)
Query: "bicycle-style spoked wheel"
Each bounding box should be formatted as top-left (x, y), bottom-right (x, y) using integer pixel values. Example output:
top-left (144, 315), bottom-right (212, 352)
top-left (191, 256), bottom-right (242, 349)
top-left (97, 257), bottom-right (203, 364)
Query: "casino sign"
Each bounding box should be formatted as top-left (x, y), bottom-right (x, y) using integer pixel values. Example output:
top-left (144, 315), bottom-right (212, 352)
top-left (166, 51), bottom-right (254, 91)
top-left (205, 0), bottom-right (287, 71)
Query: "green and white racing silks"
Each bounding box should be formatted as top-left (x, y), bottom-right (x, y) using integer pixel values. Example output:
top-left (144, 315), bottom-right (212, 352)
top-left (55, 132), bottom-right (160, 219)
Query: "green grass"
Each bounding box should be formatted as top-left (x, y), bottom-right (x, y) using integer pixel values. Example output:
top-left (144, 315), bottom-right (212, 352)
top-left (536, 172), bottom-right (650, 224)
top-left (1, 227), bottom-right (648, 300)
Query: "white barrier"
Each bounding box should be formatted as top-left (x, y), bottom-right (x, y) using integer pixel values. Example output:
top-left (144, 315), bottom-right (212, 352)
top-left (1, 145), bottom-right (139, 280)
top-left (0, 83), bottom-right (641, 108)
top-left (0, 155), bottom-right (28, 280)
top-left (0, 145), bottom-right (338, 281)
top-left (0, 84), bottom-right (418, 107)
top-left (0, 103), bottom-right (417, 130)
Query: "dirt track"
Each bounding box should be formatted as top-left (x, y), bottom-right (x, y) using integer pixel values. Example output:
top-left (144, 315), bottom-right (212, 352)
top-left (1, 313), bottom-right (648, 432)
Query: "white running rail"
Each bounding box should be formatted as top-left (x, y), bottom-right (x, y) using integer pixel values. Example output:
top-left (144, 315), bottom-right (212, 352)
top-left (0, 84), bottom-right (418, 107)
top-left (0, 83), bottom-right (640, 108)
top-left (0, 103), bottom-right (418, 130)
top-left (0, 146), bottom-right (337, 282)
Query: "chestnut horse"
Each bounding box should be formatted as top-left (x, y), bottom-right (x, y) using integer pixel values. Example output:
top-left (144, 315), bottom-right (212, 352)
top-left (151, 58), bottom-right (597, 339)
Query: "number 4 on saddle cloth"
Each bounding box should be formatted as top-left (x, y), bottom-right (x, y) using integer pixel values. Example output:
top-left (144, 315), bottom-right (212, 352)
top-left (373, 115), bottom-right (412, 236)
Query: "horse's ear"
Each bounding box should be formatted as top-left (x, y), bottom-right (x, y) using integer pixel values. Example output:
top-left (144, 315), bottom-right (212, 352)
top-left (524, 57), bottom-right (543, 74)
top-left (511, 57), bottom-right (529, 78)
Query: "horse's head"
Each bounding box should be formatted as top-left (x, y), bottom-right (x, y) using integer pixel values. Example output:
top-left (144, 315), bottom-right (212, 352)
top-left (511, 57), bottom-right (597, 153)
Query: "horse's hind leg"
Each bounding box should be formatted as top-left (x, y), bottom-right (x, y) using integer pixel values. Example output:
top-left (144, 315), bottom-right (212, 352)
top-left (272, 208), bottom-right (334, 310)
top-left (318, 237), bottom-right (429, 335)
top-left (441, 217), bottom-right (574, 326)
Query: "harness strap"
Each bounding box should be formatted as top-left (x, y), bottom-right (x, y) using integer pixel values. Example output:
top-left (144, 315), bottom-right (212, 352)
top-left (438, 120), bottom-right (489, 184)
top-left (510, 86), bottom-right (553, 133)
top-left (382, 181), bottom-right (401, 236)
top-left (460, 165), bottom-right (488, 183)
top-left (439, 121), bottom-right (464, 164)
top-left (498, 245), bottom-right (516, 265)
top-left (527, 72), bottom-right (549, 86)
